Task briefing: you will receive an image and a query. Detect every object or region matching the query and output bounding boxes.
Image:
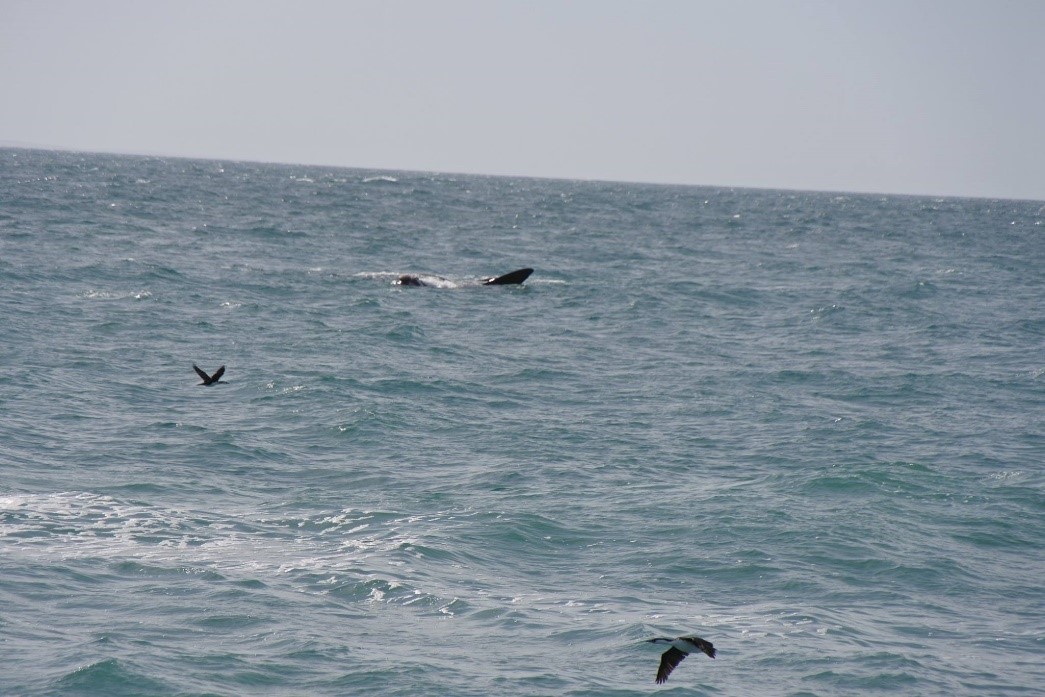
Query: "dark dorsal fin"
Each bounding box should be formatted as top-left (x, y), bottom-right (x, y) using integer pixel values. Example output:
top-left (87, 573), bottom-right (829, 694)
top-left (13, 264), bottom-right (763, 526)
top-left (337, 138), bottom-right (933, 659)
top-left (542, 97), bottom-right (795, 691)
top-left (481, 268), bottom-right (533, 285)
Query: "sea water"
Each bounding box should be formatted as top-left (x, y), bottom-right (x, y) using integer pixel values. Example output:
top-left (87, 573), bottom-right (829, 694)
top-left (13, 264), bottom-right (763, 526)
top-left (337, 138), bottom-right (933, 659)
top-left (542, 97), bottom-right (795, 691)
top-left (1, 148), bottom-right (1042, 696)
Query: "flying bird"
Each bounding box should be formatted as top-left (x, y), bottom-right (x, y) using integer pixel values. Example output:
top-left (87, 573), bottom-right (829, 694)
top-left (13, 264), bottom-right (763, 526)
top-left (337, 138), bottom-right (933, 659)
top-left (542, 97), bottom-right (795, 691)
top-left (193, 364), bottom-right (226, 386)
top-left (648, 635), bottom-right (716, 684)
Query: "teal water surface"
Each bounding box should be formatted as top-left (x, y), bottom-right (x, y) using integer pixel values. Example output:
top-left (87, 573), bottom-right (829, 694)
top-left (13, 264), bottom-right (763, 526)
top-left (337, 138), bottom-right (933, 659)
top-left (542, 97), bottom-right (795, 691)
top-left (1, 148), bottom-right (1043, 696)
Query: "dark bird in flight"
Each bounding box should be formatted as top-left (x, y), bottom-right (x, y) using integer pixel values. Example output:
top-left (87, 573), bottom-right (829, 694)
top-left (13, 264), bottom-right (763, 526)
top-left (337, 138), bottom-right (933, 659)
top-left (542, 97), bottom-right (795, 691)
top-left (648, 636), bottom-right (716, 684)
top-left (193, 364), bottom-right (226, 386)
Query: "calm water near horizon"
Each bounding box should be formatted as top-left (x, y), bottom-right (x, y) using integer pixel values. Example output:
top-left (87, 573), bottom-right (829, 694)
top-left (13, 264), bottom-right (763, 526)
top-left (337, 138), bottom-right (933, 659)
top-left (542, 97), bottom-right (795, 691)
top-left (1, 148), bottom-right (1042, 696)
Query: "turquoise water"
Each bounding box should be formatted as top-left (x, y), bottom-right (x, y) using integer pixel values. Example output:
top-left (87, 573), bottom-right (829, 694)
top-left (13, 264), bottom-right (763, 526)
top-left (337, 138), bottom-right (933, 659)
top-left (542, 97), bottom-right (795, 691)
top-left (1, 148), bottom-right (1042, 696)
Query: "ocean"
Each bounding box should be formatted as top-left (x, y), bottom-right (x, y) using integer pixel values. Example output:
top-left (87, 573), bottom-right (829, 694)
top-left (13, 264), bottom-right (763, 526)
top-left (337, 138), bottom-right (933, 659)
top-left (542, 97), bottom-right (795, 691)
top-left (1, 147), bottom-right (1042, 696)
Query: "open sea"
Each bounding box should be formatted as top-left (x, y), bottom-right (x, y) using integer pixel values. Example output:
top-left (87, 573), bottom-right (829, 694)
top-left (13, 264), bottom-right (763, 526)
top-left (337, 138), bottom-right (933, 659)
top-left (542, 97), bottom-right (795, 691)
top-left (1, 147), bottom-right (1042, 696)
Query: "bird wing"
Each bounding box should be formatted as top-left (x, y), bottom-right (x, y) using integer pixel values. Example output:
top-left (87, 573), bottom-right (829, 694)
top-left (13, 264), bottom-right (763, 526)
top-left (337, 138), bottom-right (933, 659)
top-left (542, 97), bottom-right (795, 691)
top-left (211, 365), bottom-right (225, 382)
top-left (655, 647), bottom-right (689, 684)
top-left (193, 364), bottom-right (209, 382)
top-left (683, 636), bottom-right (716, 659)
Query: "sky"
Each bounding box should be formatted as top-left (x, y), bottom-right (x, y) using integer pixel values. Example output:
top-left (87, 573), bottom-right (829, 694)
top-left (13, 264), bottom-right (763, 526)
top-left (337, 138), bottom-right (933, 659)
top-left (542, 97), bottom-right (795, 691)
top-left (2, 0), bottom-right (1044, 200)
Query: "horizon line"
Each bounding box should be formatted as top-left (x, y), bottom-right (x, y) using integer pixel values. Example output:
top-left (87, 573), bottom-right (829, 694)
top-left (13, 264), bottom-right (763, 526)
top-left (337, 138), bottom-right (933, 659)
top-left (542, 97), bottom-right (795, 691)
top-left (2, 141), bottom-right (1042, 205)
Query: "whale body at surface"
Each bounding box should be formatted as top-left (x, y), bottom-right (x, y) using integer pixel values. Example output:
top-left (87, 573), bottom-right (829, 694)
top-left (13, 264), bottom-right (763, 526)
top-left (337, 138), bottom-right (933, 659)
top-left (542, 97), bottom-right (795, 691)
top-left (394, 268), bottom-right (533, 288)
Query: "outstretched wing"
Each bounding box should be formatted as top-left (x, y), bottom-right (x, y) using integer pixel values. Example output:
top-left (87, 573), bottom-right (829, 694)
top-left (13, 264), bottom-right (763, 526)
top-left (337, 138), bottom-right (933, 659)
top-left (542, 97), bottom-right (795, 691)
top-left (193, 364), bottom-right (210, 382)
top-left (655, 647), bottom-right (688, 684)
top-left (211, 365), bottom-right (225, 383)
top-left (683, 636), bottom-right (716, 659)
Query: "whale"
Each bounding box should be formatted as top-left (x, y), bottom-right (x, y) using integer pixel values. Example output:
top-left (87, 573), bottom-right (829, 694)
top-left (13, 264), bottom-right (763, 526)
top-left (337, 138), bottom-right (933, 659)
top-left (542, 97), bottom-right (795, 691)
top-left (394, 267), bottom-right (533, 288)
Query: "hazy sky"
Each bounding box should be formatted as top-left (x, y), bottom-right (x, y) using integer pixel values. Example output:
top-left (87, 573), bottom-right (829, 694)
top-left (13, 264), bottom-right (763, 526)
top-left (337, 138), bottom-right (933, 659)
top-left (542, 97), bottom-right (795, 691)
top-left (2, 1), bottom-right (1043, 199)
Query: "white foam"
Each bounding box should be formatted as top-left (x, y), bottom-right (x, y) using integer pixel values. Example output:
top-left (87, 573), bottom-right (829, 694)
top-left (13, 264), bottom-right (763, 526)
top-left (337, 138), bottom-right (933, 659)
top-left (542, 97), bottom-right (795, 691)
top-left (2, 494), bottom-right (494, 618)
top-left (81, 289), bottom-right (151, 301)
